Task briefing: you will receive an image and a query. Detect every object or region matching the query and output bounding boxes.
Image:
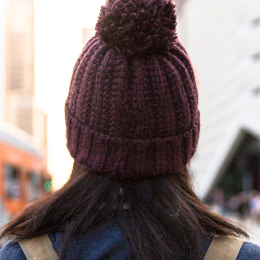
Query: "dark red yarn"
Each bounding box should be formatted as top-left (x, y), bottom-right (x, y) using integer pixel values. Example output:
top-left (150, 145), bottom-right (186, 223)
top-left (96, 0), bottom-right (177, 56)
top-left (65, 0), bottom-right (200, 179)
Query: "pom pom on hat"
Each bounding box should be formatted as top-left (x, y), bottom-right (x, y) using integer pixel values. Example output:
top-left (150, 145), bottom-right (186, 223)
top-left (95, 0), bottom-right (177, 56)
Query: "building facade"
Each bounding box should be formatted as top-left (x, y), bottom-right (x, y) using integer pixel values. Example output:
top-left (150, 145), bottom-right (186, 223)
top-left (0, 0), bottom-right (49, 233)
top-left (5, 0), bottom-right (47, 149)
top-left (177, 0), bottom-right (260, 198)
top-left (0, 119), bottom-right (50, 228)
top-left (83, 28), bottom-right (95, 46)
top-left (0, 0), bottom-right (6, 119)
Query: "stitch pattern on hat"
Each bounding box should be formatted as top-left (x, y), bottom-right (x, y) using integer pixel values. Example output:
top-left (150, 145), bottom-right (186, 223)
top-left (65, 0), bottom-right (200, 179)
top-left (96, 0), bottom-right (177, 56)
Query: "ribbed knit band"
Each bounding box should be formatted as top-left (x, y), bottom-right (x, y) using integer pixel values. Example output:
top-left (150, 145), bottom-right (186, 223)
top-left (66, 102), bottom-right (199, 178)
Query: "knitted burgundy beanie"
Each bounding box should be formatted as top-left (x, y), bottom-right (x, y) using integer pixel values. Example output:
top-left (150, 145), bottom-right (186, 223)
top-left (65, 0), bottom-right (200, 179)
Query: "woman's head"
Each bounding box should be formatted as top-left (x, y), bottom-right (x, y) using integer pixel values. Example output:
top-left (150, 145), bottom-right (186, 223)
top-left (65, 0), bottom-right (200, 179)
top-left (0, 1), bottom-right (249, 260)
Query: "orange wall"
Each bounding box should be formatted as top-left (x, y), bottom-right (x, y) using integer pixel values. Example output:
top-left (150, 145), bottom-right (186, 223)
top-left (0, 140), bottom-right (47, 216)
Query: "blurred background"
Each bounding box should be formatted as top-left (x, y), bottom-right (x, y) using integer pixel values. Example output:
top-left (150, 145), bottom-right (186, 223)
top-left (0, 0), bottom-right (259, 247)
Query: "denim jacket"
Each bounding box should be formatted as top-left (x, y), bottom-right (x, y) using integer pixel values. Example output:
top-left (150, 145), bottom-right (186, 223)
top-left (0, 219), bottom-right (260, 260)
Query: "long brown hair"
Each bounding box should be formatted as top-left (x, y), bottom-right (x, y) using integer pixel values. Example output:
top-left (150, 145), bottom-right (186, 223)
top-left (0, 162), bottom-right (248, 260)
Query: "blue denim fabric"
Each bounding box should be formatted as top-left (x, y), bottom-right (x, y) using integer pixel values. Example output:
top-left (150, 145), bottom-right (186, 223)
top-left (1, 219), bottom-right (260, 259)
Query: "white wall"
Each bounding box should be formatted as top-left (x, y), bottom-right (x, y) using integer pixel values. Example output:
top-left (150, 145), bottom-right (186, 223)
top-left (0, 0), bottom-right (6, 120)
top-left (177, 0), bottom-right (260, 197)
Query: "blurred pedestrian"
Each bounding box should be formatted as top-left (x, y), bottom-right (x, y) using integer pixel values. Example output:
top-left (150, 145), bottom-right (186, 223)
top-left (237, 192), bottom-right (250, 220)
top-left (249, 191), bottom-right (260, 225)
top-left (212, 188), bottom-right (225, 215)
top-left (1, 0), bottom-right (260, 259)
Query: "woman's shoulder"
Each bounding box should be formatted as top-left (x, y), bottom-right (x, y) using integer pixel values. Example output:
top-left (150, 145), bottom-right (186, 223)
top-left (202, 236), bottom-right (260, 260)
top-left (0, 220), bottom-right (131, 260)
top-left (0, 239), bottom-right (26, 260)
top-left (237, 241), bottom-right (260, 260)
top-left (1, 233), bottom-right (259, 260)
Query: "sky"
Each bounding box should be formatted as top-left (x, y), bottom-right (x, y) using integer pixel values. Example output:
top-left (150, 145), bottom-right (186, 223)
top-left (34, 0), bottom-right (106, 189)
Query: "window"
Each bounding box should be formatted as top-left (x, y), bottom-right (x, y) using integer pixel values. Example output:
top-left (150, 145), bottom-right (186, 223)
top-left (27, 172), bottom-right (42, 202)
top-left (82, 29), bottom-right (95, 46)
top-left (4, 165), bottom-right (21, 199)
top-left (252, 17), bottom-right (260, 27)
top-left (252, 52), bottom-right (260, 61)
top-left (252, 86), bottom-right (260, 96)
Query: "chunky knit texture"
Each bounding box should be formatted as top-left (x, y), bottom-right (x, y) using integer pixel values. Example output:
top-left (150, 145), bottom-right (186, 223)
top-left (96, 0), bottom-right (177, 56)
top-left (65, 0), bottom-right (200, 178)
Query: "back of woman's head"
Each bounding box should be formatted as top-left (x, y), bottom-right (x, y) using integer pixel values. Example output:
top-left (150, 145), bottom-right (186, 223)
top-left (0, 162), bottom-right (248, 260)
top-left (0, 1), bottom-right (248, 259)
